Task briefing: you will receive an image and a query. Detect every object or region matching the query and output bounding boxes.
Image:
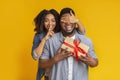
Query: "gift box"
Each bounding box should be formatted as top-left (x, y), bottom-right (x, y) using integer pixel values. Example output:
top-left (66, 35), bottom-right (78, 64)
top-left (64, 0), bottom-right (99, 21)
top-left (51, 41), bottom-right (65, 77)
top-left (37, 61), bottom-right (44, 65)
top-left (61, 37), bottom-right (89, 60)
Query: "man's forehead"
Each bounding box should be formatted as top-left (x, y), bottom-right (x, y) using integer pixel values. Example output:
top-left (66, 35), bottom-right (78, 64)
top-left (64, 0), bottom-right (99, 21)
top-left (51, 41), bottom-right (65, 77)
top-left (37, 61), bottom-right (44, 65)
top-left (61, 13), bottom-right (70, 17)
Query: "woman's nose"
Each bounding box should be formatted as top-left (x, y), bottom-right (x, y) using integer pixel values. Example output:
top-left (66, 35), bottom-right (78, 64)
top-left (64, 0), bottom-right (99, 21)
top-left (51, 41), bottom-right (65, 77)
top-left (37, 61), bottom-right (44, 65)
top-left (48, 22), bottom-right (53, 28)
top-left (48, 21), bottom-right (52, 25)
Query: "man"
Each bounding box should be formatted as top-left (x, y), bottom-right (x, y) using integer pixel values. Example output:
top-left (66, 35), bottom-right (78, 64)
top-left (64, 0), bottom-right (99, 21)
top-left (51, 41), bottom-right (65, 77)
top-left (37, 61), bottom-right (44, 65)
top-left (39, 8), bottom-right (98, 80)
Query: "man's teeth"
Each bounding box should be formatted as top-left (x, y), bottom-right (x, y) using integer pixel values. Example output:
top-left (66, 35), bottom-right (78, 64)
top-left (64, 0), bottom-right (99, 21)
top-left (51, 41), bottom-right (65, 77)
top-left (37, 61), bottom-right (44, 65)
top-left (66, 26), bottom-right (72, 30)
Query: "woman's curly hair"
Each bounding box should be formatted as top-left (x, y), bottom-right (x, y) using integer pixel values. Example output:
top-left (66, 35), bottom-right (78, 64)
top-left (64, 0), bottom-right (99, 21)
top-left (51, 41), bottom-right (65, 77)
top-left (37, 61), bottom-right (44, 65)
top-left (34, 9), bottom-right (61, 34)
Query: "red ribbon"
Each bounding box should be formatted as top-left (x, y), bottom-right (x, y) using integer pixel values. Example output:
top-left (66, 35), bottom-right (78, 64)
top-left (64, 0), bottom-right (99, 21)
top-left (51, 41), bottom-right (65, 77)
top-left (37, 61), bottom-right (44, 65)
top-left (63, 39), bottom-right (87, 61)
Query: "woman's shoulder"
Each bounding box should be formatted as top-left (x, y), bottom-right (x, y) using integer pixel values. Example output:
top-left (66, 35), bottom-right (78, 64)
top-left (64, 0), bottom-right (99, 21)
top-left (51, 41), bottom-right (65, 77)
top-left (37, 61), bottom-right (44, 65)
top-left (34, 32), bottom-right (46, 40)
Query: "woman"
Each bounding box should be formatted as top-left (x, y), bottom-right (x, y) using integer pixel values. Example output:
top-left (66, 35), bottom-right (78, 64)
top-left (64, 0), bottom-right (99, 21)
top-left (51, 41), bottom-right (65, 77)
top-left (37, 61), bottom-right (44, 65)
top-left (32, 9), bottom-right (85, 80)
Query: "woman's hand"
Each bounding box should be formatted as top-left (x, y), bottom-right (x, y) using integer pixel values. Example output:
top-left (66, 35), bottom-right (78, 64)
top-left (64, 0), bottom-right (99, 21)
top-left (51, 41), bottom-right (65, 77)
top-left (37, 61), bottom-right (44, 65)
top-left (69, 11), bottom-right (79, 24)
top-left (44, 27), bottom-right (54, 40)
top-left (60, 10), bottom-right (79, 24)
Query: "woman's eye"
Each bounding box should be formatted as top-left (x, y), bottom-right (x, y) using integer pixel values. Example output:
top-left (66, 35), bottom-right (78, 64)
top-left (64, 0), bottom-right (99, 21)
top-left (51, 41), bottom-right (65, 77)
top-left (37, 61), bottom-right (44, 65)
top-left (44, 19), bottom-right (49, 22)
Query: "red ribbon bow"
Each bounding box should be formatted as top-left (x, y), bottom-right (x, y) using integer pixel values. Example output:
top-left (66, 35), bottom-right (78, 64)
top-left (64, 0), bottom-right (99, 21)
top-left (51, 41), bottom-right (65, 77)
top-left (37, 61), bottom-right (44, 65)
top-left (63, 39), bottom-right (87, 61)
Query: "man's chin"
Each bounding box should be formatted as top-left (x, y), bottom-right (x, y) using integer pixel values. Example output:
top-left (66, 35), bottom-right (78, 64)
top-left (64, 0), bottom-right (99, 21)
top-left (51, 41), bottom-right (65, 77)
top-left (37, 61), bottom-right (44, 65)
top-left (66, 31), bottom-right (73, 34)
top-left (62, 28), bottom-right (75, 36)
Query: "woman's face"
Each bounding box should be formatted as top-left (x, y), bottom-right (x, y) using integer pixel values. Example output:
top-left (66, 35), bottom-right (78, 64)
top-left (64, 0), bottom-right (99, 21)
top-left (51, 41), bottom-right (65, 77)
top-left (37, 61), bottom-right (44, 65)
top-left (44, 14), bottom-right (56, 31)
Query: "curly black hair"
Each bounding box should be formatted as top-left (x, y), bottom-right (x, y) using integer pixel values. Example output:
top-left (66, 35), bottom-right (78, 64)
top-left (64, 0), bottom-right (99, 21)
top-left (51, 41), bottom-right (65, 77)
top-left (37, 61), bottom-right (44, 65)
top-left (34, 9), bottom-right (60, 34)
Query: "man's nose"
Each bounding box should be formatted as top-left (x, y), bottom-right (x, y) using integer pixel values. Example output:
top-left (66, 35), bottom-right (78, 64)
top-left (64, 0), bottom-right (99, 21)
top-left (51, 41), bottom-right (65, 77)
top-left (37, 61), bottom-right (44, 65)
top-left (66, 21), bottom-right (71, 25)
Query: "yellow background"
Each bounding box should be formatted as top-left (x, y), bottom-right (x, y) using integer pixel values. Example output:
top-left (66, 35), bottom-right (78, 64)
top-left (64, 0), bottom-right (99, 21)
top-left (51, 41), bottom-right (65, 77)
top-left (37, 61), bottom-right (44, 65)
top-left (0, 0), bottom-right (120, 80)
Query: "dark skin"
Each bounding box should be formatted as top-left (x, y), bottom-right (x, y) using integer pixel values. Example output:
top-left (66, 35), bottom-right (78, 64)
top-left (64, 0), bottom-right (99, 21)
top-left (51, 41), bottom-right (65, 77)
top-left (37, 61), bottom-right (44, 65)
top-left (79, 53), bottom-right (98, 67)
top-left (39, 48), bottom-right (72, 68)
top-left (39, 13), bottom-right (98, 69)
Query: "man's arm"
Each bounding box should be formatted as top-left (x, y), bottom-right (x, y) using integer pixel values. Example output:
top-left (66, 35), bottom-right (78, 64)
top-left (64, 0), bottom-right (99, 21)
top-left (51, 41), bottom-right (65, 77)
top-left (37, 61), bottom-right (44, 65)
top-left (39, 57), bottom-right (57, 69)
top-left (78, 39), bottom-right (98, 67)
top-left (39, 48), bottom-right (72, 69)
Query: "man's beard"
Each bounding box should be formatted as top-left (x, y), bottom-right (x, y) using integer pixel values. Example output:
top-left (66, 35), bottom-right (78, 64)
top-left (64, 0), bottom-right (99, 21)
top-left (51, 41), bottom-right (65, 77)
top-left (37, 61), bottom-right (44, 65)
top-left (62, 28), bottom-right (75, 36)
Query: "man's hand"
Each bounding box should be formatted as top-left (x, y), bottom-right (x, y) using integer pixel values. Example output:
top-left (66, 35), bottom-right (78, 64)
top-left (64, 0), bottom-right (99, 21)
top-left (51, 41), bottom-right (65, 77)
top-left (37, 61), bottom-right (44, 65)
top-left (54, 48), bottom-right (72, 62)
top-left (78, 53), bottom-right (98, 67)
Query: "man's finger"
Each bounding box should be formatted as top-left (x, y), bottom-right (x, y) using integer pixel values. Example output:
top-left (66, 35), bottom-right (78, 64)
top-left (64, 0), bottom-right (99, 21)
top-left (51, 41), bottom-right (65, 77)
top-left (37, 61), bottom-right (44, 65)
top-left (57, 48), bottom-right (62, 54)
top-left (64, 52), bottom-right (72, 58)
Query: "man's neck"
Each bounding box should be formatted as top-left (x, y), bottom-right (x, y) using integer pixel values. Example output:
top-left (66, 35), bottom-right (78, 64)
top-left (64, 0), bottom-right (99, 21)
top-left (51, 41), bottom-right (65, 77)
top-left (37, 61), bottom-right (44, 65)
top-left (62, 30), bottom-right (75, 37)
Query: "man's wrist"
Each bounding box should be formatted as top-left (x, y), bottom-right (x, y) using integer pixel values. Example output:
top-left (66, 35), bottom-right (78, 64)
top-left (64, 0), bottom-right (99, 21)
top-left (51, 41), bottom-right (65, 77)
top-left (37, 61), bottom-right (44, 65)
top-left (51, 56), bottom-right (58, 65)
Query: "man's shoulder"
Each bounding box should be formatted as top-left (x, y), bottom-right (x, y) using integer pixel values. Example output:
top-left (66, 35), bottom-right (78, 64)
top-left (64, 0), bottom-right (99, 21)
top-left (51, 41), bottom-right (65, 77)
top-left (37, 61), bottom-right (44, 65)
top-left (76, 33), bottom-right (92, 44)
top-left (45, 32), bottom-right (62, 48)
top-left (81, 35), bottom-right (91, 41)
top-left (49, 32), bottom-right (61, 40)
top-left (47, 32), bottom-right (61, 42)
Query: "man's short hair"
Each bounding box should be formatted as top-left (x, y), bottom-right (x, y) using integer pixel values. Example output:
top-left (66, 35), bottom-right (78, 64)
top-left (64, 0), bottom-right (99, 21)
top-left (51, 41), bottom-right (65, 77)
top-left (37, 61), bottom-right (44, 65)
top-left (60, 7), bottom-right (75, 19)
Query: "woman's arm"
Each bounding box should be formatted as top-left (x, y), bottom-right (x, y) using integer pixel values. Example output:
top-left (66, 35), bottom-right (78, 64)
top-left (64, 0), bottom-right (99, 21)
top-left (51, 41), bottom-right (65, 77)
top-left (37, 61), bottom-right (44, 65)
top-left (75, 19), bottom-right (85, 34)
top-left (34, 37), bottom-right (46, 57)
top-left (35, 30), bottom-right (54, 57)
